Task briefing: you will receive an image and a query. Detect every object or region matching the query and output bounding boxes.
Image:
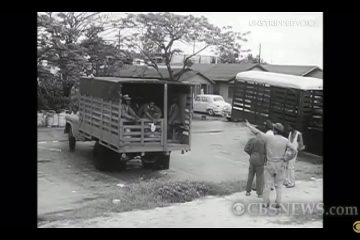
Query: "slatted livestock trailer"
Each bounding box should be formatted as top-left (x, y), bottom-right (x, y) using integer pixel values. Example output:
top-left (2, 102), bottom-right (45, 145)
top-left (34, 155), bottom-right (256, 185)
top-left (230, 71), bottom-right (323, 155)
top-left (65, 77), bottom-right (194, 171)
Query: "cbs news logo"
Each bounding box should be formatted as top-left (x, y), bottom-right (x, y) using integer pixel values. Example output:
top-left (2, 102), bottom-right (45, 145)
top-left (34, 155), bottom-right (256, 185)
top-left (354, 221), bottom-right (360, 233)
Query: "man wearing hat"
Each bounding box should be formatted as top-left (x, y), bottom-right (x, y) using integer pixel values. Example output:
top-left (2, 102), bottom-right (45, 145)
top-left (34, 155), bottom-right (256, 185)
top-left (245, 120), bottom-right (297, 208)
top-left (121, 94), bottom-right (140, 122)
top-left (264, 120), bottom-right (274, 135)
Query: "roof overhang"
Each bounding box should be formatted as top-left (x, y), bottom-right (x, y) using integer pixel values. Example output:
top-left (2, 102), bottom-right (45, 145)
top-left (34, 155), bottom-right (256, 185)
top-left (235, 71), bottom-right (323, 90)
top-left (88, 77), bottom-right (195, 85)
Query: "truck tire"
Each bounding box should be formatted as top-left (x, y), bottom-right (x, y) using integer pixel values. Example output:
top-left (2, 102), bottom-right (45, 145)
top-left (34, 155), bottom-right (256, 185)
top-left (93, 141), bottom-right (107, 171)
top-left (93, 142), bottom-right (125, 171)
top-left (142, 162), bottom-right (154, 169)
top-left (68, 128), bottom-right (76, 152)
top-left (158, 154), bottom-right (170, 170)
top-left (141, 153), bottom-right (157, 169)
top-left (143, 152), bottom-right (170, 170)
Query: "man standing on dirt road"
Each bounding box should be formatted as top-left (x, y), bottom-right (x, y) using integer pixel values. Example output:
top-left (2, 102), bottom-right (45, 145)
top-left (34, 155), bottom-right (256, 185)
top-left (245, 120), bottom-right (297, 208)
top-left (284, 124), bottom-right (305, 188)
top-left (244, 134), bottom-right (266, 198)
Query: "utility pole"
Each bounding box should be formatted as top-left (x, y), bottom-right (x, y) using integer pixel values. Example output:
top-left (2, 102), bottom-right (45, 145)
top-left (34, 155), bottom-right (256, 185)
top-left (118, 28), bottom-right (121, 50)
top-left (259, 43), bottom-right (261, 64)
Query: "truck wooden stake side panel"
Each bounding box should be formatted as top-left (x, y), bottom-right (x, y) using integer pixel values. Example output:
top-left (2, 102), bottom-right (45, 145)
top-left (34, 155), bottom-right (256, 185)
top-left (65, 76), bottom-right (194, 171)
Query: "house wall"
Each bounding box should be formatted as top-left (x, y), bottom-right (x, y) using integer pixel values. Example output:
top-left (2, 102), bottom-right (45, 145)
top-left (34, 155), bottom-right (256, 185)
top-left (171, 54), bottom-right (218, 64)
top-left (213, 67), bottom-right (266, 104)
top-left (214, 82), bottom-right (232, 104)
top-left (183, 74), bottom-right (214, 96)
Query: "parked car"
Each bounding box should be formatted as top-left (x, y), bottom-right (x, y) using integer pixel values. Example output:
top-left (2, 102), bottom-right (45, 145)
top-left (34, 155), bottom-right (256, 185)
top-left (193, 94), bottom-right (232, 117)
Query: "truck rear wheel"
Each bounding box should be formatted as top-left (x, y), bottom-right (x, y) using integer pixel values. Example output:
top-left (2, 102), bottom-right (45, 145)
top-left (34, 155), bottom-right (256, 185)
top-left (93, 142), bottom-right (126, 171)
top-left (159, 154), bottom-right (170, 170)
top-left (142, 152), bottom-right (170, 170)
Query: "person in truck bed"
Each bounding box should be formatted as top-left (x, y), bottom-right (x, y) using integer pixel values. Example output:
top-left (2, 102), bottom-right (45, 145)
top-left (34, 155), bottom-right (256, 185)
top-left (121, 94), bottom-right (140, 122)
top-left (138, 101), bottom-right (162, 121)
top-left (168, 97), bottom-right (182, 139)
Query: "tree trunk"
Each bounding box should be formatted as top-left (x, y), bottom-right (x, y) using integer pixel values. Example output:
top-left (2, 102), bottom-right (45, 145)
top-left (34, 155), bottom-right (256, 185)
top-left (165, 55), bottom-right (174, 81)
top-left (62, 74), bottom-right (73, 97)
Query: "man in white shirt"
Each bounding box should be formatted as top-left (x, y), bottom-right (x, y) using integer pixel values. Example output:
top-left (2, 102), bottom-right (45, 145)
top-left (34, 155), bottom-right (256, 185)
top-left (284, 124), bottom-right (305, 188)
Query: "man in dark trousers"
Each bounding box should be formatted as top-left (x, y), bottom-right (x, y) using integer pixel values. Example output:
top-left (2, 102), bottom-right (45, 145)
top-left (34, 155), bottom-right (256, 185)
top-left (244, 134), bottom-right (266, 197)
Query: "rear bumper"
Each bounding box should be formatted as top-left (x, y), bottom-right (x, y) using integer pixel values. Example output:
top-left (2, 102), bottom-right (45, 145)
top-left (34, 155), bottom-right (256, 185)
top-left (96, 141), bottom-right (190, 154)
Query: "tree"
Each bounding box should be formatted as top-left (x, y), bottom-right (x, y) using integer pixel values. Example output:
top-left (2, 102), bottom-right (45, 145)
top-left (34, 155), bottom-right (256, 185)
top-left (118, 12), bottom-right (250, 80)
top-left (239, 53), bottom-right (267, 64)
top-left (219, 48), bottom-right (251, 63)
top-left (80, 25), bottom-right (124, 76)
top-left (37, 12), bottom-right (105, 97)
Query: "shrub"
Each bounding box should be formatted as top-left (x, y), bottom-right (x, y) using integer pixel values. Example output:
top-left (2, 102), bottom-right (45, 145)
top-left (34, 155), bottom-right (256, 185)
top-left (154, 181), bottom-right (209, 203)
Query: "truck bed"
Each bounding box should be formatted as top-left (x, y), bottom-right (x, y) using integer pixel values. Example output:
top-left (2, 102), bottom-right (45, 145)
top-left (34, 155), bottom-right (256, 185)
top-left (78, 95), bottom-right (192, 153)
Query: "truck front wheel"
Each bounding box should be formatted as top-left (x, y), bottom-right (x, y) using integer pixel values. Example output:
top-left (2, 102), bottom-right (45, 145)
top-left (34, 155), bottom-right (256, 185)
top-left (68, 128), bottom-right (76, 152)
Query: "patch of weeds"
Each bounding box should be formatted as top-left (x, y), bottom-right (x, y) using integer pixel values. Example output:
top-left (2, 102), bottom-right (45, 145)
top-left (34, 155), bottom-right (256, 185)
top-left (42, 179), bottom-right (247, 223)
top-left (154, 181), bottom-right (209, 203)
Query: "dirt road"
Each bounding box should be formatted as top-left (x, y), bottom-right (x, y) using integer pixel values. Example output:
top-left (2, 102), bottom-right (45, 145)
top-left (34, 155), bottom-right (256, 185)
top-left (40, 179), bottom-right (323, 228)
top-left (38, 119), bottom-right (322, 226)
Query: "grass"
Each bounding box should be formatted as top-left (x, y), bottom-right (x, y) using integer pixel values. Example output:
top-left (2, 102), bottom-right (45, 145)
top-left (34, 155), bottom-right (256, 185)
top-left (295, 160), bottom-right (323, 181)
top-left (107, 179), bottom-right (247, 212)
top-left (38, 178), bottom-right (247, 224)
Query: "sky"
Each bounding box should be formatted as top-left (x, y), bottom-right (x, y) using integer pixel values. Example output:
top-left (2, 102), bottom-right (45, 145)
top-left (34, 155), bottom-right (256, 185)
top-left (102, 12), bottom-right (323, 68)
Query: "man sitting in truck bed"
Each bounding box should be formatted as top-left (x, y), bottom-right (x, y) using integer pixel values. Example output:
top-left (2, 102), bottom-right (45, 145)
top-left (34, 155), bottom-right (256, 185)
top-left (168, 97), bottom-right (182, 139)
top-left (121, 94), bottom-right (140, 122)
top-left (138, 101), bottom-right (162, 121)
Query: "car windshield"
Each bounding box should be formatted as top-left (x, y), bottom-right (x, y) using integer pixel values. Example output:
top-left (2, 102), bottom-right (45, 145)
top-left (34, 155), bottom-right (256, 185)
top-left (213, 97), bottom-right (224, 102)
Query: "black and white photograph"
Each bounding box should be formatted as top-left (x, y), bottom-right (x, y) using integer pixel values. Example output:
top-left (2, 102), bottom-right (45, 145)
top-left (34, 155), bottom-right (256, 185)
top-left (37, 12), bottom-right (325, 228)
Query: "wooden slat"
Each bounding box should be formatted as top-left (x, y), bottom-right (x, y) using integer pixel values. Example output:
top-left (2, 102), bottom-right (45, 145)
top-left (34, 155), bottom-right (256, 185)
top-left (81, 96), bottom-right (119, 110)
top-left (121, 137), bottom-right (161, 142)
top-left (141, 121), bottom-right (144, 144)
top-left (144, 137), bottom-right (162, 141)
top-left (91, 115), bottom-right (101, 121)
top-left (123, 125), bottom-right (142, 129)
top-left (272, 95), bottom-right (298, 102)
top-left (123, 131), bottom-right (142, 136)
top-left (102, 114), bottom-right (119, 122)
